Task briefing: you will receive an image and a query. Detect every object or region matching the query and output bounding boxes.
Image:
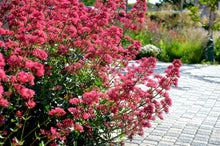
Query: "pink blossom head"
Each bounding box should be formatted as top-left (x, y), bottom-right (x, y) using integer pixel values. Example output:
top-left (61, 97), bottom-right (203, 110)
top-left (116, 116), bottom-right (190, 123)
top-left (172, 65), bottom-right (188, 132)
top-left (25, 98), bottom-right (36, 109)
top-left (49, 107), bottom-right (66, 117)
top-left (0, 97), bottom-right (9, 108)
top-left (69, 98), bottom-right (80, 105)
top-left (82, 112), bottom-right (89, 120)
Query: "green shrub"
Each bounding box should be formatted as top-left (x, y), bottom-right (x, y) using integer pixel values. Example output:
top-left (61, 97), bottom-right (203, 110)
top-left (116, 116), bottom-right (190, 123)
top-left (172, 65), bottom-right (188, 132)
top-left (215, 37), bottom-right (220, 63)
top-left (159, 28), bottom-right (206, 63)
top-left (128, 15), bottom-right (207, 64)
top-left (181, 40), bottom-right (204, 64)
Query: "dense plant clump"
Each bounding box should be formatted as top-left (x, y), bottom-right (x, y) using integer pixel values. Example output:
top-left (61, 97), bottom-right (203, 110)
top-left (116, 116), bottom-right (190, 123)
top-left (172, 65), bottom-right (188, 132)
top-left (127, 16), bottom-right (206, 63)
top-left (215, 37), bottom-right (220, 63)
top-left (0, 0), bottom-right (182, 145)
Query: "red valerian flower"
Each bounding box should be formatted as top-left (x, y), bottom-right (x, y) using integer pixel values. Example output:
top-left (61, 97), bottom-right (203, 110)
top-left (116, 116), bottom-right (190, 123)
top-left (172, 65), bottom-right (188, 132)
top-left (0, 53), bottom-right (5, 67)
top-left (69, 98), bottom-right (80, 105)
top-left (82, 112), bottom-right (89, 120)
top-left (20, 88), bottom-right (35, 99)
top-left (32, 48), bottom-right (48, 61)
top-left (74, 123), bottom-right (84, 132)
top-left (25, 98), bottom-right (36, 109)
top-left (49, 107), bottom-right (66, 117)
top-left (16, 71), bottom-right (35, 85)
top-left (0, 97), bottom-right (9, 108)
top-left (0, 115), bottom-right (5, 125)
top-left (16, 110), bottom-right (23, 118)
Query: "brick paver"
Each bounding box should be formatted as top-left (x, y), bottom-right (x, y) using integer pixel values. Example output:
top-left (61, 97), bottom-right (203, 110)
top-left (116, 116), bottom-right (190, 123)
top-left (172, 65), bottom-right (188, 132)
top-left (123, 61), bottom-right (220, 146)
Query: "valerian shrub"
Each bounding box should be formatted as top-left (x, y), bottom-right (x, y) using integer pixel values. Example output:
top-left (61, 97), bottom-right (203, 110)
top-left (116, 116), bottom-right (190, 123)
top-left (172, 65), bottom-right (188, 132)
top-left (0, 0), bottom-right (182, 145)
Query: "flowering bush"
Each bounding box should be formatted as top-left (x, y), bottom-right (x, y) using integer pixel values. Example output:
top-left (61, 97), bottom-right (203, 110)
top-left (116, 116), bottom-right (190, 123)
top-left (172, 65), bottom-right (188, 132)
top-left (0, 0), bottom-right (182, 145)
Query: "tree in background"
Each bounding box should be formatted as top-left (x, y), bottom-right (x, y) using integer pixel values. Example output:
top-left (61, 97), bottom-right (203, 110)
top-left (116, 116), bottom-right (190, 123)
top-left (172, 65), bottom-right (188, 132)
top-left (200, 0), bottom-right (220, 40)
top-left (190, 0), bottom-right (220, 63)
top-left (190, 0), bottom-right (220, 39)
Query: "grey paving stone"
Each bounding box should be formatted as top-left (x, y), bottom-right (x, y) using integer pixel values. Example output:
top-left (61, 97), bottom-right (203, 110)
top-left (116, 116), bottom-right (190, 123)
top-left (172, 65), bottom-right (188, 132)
top-left (194, 114), bottom-right (207, 118)
top-left (181, 114), bottom-right (194, 119)
top-left (157, 141), bottom-right (175, 146)
top-left (165, 132), bottom-right (180, 138)
top-left (155, 124), bottom-right (171, 130)
top-left (196, 129), bottom-right (212, 136)
top-left (128, 139), bottom-right (142, 145)
top-left (186, 123), bottom-right (201, 128)
top-left (208, 140), bottom-right (220, 145)
top-left (182, 129), bottom-right (197, 135)
top-left (208, 144), bottom-right (220, 146)
top-left (124, 143), bottom-right (138, 146)
top-left (193, 134), bottom-right (210, 139)
top-left (132, 136), bottom-right (144, 140)
top-left (194, 136), bottom-right (209, 142)
top-left (161, 136), bottom-right (177, 143)
top-left (215, 122), bottom-right (220, 127)
top-left (150, 132), bottom-right (165, 137)
top-left (199, 125), bottom-right (213, 131)
top-left (141, 140), bottom-right (158, 146)
top-left (209, 112), bottom-right (220, 117)
top-left (181, 133), bottom-right (195, 138)
top-left (143, 128), bottom-right (154, 133)
top-left (191, 141), bottom-right (207, 146)
top-left (202, 121), bottom-right (216, 126)
top-left (144, 135), bottom-right (162, 142)
top-left (176, 136), bottom-right (193, 144)
top-left (175, 142), bottom-right (191, 146)
top-left (171, 124), bottom-right (185, 129)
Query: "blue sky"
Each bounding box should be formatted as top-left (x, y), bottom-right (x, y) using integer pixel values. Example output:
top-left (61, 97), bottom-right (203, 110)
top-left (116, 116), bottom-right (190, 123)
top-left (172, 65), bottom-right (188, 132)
top-left (128, 0), bottom-right (161, 4)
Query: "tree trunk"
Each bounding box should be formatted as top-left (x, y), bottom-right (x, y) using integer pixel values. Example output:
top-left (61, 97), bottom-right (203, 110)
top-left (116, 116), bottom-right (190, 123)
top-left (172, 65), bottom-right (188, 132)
top-left (208, 6), bottom-right (215, 39)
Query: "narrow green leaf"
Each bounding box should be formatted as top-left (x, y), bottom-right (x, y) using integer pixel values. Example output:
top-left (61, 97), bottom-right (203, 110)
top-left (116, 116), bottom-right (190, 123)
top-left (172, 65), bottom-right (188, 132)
top-left (11, 119), bottom-right (16, 122)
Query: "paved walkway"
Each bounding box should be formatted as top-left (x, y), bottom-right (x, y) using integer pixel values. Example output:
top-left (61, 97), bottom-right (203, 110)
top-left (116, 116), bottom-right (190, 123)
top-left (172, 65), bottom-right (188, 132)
top-left (124, 61), bottom-right (220, 146)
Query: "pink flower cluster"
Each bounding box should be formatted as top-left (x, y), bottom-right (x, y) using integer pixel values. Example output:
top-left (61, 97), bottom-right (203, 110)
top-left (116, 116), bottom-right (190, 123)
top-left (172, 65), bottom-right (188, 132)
top-left (49, 107), bottom-right (66, 117)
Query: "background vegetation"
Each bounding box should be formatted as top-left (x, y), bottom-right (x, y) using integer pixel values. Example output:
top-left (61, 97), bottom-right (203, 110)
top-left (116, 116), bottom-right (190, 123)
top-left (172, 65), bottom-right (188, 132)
top-left (79, 0), bottom-right (220, 64)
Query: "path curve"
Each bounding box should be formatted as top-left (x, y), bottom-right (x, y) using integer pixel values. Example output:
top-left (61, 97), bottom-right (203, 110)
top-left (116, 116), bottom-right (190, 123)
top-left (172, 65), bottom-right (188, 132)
top-left (124, 61), bottom-right (220, 146)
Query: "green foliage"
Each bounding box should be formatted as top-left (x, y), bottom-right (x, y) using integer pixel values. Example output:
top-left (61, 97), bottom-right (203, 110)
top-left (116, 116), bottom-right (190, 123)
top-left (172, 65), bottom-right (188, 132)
top-left (199, 0), bottom-right (220, 9)
top-left (79, 0), bottom-right (96, 6)
top-left (180, 40), bottom-right (204, 63)
top-left (126, 16), bottom-right (207, 64)
top-left (189, 6), bottom-right (200, 22)
top-left (158, 38), bottom-right (204, 64)
top-left (214, 20), bottom-right (220, 30)
top-left (189, 0), bottom-right (220, 31)
top-left (215, 37), bottom-right (220, 63)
